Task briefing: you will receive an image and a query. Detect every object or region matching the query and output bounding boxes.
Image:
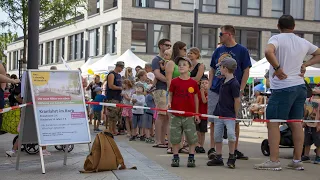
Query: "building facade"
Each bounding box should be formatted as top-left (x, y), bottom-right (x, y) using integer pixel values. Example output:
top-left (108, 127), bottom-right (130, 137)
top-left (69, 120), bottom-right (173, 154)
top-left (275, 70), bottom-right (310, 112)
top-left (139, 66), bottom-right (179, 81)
top-left (6, 0), bottom-right (320, 75)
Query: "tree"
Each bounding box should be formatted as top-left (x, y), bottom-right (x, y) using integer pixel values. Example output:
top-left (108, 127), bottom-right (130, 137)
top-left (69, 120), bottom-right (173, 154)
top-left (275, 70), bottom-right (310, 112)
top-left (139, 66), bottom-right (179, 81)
top-left (0, 31), bottom-right (18, 61)
top-left (0, 0), bottom-right (86, 63)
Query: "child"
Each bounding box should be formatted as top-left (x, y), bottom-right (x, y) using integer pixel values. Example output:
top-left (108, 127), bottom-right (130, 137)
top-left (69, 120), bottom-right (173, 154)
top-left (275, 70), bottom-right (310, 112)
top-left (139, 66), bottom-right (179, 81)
top-left (207, 57), bottom-right (240, 169)
top-left (302, 102), bottom-right (320, 164)
top-left (144, 72), bottom-right (156, 143)
top-left (121, 79), bottom-right (135, 137)
top-left (168, 56), bottom-right (200, 168)
top-left (130, 82), bottom-right (146, 141)
top-left (195, 76), bottom-right (209, 154)
top-left (92, 87), bottom-right (105, 132)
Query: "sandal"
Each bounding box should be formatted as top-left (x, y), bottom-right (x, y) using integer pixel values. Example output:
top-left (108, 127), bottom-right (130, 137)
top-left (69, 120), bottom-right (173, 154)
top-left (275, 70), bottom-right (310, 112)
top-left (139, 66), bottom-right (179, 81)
top-left (167, 147), bottom-right (173, 154)
top-left (152, 144), bottom-right (168, 148)
top-left (179, 147), bottom-right (189, 154)
top-left (145, 138), bottom-right (155, 144)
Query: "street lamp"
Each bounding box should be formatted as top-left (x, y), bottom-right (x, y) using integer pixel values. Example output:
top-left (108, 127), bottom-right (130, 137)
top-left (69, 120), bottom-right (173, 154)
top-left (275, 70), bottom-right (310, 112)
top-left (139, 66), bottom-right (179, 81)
top-left (193, 0), bottom-right (199, 48)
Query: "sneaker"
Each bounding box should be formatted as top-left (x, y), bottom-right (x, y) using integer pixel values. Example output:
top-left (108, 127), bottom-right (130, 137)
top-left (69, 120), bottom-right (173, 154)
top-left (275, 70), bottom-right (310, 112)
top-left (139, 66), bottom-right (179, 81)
top-left (42, 150), bottom-right (51, 156)
top-left (314, 156), bottom-right (320, 164)
top-left (5, 150), bottom-right (16, 157)
top-left (207, 148), bottom-right (217, 160)
top-left (140, 135), bottom-right (146, 141)
top-left (195, 146), bottom-right (201, 153)
top-left (301, 155), bottom-right (311, 163)
top-left (187, 158), bottom-right (196, 168)
top-left (171, 158), bottom-right (180, 167)
top-left (199, 147), bottom-right (206, 153)
top-left (207, 157), bottom-right (224, 166)
top-left (227, 158), bottom-right (236, 169)
top-left (287, 160), bottom-right (304, 170)
top-left (254, 160), bottom-right (282, 171)
top-left (129, 136), bottom-right (137, 141)
top-left (235, 150), bottom-right (249, 160)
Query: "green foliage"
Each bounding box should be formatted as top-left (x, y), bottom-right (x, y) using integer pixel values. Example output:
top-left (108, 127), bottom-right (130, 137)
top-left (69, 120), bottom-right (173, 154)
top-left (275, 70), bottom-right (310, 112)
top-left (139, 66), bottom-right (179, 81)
top-left (0, 31), bottom-right (18, 61)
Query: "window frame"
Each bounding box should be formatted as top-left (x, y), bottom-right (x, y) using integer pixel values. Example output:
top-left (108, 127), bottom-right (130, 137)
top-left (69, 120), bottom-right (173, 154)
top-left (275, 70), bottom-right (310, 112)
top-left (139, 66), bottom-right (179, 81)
top-left (228, 0), bottom-right (242, 15)
top-left (289, 0), bottom-right (305, 20)
top-left (202, 0), bottom-right (217, 13)
top-left (105, 23), bottom-right (117, 54)
top-left (271, 0), bottom-right (285, 18)
top-left (133, 0), bottom-right (170, 9)
top-left (153, 24), bottom-right (170, 53)
top-left (199, 27), bottom-right (216, 56)
top-left (314, 34), bottom-right (320, 47)
top-left (246, 0), bottom-right (261, 16)
top-left (131, 22), bottom-right (148, 53)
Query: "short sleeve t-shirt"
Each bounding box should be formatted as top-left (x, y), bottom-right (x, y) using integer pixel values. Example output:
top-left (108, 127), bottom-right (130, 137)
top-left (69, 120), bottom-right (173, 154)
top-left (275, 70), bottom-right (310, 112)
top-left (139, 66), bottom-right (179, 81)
top-left (169, 77), bottom-right (199, 117)
top-left (121, 88), bottom-right (135, 105)
top-left (93, 94), bottom-right (106, 112)
top-left (214, 78), bottom-right (240, 118)
top-left (210, 44), bottom-right (251, 93)
top-left (198, 91), bottom-right (208, 120)
top-left (152, 55), bottom-right (167, 90)
top-left (267, 33), bottom-right (318, 89)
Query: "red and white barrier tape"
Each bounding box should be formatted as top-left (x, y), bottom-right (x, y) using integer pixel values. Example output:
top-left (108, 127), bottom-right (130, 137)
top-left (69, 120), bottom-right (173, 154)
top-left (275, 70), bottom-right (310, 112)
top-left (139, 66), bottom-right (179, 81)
top-left (87, 102), bottom-right (320, 123)
top-left (1, 102), bottom-right (320, 123)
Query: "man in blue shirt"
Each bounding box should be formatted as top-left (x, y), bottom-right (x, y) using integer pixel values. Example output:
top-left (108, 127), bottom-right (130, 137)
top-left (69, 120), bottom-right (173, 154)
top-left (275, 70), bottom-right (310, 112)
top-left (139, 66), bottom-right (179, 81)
top-left (207, 25), bottom-right (251, 161)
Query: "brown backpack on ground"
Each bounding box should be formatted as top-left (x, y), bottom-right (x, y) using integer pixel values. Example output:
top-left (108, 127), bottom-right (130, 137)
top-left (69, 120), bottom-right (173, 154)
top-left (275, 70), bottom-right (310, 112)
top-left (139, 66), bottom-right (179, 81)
top-left (80, 131), bottom-right (136, 173)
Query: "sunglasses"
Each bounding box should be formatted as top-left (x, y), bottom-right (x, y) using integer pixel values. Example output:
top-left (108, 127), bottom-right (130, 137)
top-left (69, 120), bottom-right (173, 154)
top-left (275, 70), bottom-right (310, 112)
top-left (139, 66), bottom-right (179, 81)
top-left (219, 32), bottom-right (231, 37)
top-left (163, 44), bottom-right (172, 47)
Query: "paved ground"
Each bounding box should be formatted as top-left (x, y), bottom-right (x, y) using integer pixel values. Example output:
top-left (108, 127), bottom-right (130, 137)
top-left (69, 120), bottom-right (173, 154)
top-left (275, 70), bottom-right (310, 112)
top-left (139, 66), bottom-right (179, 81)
top-left (0, 123), bottom-right (319, 180)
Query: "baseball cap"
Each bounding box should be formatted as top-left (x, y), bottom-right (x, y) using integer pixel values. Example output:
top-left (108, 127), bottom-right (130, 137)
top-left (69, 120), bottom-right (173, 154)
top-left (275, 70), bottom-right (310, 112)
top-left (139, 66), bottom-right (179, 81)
top-left (216, 57), bottom-right (237, 71)
top-left (174, 56), bottom-right (192, 67)
top-left (146, 72), bottom-right (155, 81)
top-left (93, 87), bottom-right (102, 92)
top-left (115, 61), bottom-right (125, 67)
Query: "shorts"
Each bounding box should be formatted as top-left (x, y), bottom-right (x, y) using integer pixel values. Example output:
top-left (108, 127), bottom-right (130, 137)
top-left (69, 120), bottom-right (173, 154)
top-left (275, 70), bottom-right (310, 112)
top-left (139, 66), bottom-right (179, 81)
top-left (132, 114), bottom-right (143, 129)
top-left (266, 84), bottom-right (306, 120)
top-left (196, 119), bottom-right (208, 133)
top-left (106, 99), bottom-right (122, 122)
top-left (214, 118), bottom-right (236, 143)
top-left (153, 90), bottom-right (167, 115)
top-left (143, 113), bottom-right (153, 129)
top-left (304, 126), bottom-right (320, 147)
top-left (170, 115), bottom-right (198, 145)
top-left (93, 111), bottom-right (101, 120)
top-left (122, 107), bottom-right (133, 118)
top-left (208, 90), bottom-right (219, 123)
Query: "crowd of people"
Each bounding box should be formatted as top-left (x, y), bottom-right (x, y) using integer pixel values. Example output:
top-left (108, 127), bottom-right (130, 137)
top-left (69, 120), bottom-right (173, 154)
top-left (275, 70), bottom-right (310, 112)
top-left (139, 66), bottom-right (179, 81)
top-left (1, 15), bottom-right (319, 170)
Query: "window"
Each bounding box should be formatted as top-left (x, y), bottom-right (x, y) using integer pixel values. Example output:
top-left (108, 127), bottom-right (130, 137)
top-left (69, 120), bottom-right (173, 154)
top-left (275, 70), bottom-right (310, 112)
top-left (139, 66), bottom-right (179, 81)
top-left (56, 38), bottom-right (65, 61)
top-left (314, 35), bottom-right (320, 47)
top-left (8, 53), bottom-right (11, 70)
top-left (89, 28), bottom-right (100, 57)
top-left (134, 0), bottom-right (148, 7)
top-left (272, 0), bottom-right (284, 18)
top-left (181, 26), bottom-right (193, 48)
top-left (290, 0), bottom-right (304, 19)
top-left (271, 32), bottom-right (279, 36)
top-left (97, 0), bottom-right (100, 13)
top-left (228, 0), bottom-right (241, 15)
top-left (104, 0), bottom-right (117, 10)
top-left (134, 0), bottom-right (169, 8)
top-left (181, 0), bottom-right (194, 11)
top-left (246, 31), bottom-right (260, 60)
top-left (39, 44), bottom-right (43, 65)
top-left (46, 41), bottom-right (54, 64)
top-left (235, 30), bottom-right (241, 44)
top-left (105, 23), bottom-right (117, 54)
top-left (131, 23), bottom-right (147, 53)
top-left (200, 28), bottom-right (216, 56)
top-left (295, 33), bottom-right (304, 38)
top-left (68, 33), bottom-right (84, 60)
top-left (247, 0), bottom-right (260, 16)
top-left (315, 0), bottom-right (320, 20)
top-left (153, 24), bottom-right (170, 53)
top-left (12, 51), bottom-right (18, 70)
top-left (154, 0), bottom-right (170, 8)
top-left (202, 0), bottom-right (216, 13)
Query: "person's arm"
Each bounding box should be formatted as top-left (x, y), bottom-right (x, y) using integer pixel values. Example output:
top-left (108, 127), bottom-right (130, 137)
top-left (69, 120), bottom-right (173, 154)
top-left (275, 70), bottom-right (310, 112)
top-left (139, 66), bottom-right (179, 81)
top-left (154, 69), bottom-right (167, 83)
top-left (0, 74), bottom-right (19, 84)
top-left (192, 64), bottom-right (205, 83)
top-left (107, 73), bottom-right (122, 90)
top-left (15, 93), bottom-right (23, 104)
top-left (167, 92), bottom-right (172, 109)
top-left (234, 97), bottom-right (241, 117)
top-left (240, 67), bottom-right (249, 92)
top-left (200, 89), bottom-right (207, 103)
top-left (86, 82), bottom-right (91, 91)
top-left (303, 49), bottom-right (320, 67)
top-left (135, 96), bottom-right (145, 106)
top-left (165, 61), bottom-right (174, 89)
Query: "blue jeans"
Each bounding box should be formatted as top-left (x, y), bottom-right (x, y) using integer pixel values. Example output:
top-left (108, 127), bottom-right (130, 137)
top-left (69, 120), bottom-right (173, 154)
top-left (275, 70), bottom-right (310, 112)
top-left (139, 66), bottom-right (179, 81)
top-left (214, 119), bottom-right (236, 143)
top-left (266, 84), bottom-right (306, 120)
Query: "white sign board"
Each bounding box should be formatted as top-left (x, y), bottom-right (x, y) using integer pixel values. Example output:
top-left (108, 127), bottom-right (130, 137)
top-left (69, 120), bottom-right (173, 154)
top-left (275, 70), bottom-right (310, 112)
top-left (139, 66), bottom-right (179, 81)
top-left (29, 70), bottom-right (91, 146)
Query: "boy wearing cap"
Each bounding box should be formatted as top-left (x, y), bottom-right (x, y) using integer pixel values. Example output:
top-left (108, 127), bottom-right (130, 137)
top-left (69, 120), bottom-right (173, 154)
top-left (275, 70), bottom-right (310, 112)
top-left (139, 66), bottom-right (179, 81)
top-left (144, 72), bottom-right (156, 143)
top-left (207, 57), bottom-right (240, 169)
top-left (168, 56), bottom-right (200, 168)
top-left (92, 87), bottom-right (106, 132)
top-left (130, 82), bottom-right (146, 141)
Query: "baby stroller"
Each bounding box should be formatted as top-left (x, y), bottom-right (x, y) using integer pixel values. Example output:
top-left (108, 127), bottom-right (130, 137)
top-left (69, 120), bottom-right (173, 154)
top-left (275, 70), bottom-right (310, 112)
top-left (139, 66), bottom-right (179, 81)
top-left (261, 123), bottom-right (294, 156)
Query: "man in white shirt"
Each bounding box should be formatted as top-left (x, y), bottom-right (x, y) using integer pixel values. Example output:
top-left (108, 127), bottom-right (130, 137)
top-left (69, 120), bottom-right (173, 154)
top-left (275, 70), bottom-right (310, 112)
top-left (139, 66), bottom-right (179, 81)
top-left (254, 15), bottom-right (320, 171)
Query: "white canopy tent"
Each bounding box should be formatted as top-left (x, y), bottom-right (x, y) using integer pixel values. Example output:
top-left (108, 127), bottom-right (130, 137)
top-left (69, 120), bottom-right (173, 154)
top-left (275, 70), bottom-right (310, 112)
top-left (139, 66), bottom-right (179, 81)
top-left (250, 57), bottom-right (320, 78)
top-left (108, 49), bottom-right (147, 76)
top-left (250, 57), bottom-right (257, 65)
top-left (85, 54), bottom-right (119, 75)
top-left (80, 58), bottom-right (96, 74)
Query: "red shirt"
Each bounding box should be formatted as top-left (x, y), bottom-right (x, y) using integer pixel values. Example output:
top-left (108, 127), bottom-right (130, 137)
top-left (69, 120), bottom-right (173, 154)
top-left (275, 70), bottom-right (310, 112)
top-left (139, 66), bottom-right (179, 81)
top-left (198, 91), bottom-right (208, 120)
top-left (169, 77), bottom-right (199, 117)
